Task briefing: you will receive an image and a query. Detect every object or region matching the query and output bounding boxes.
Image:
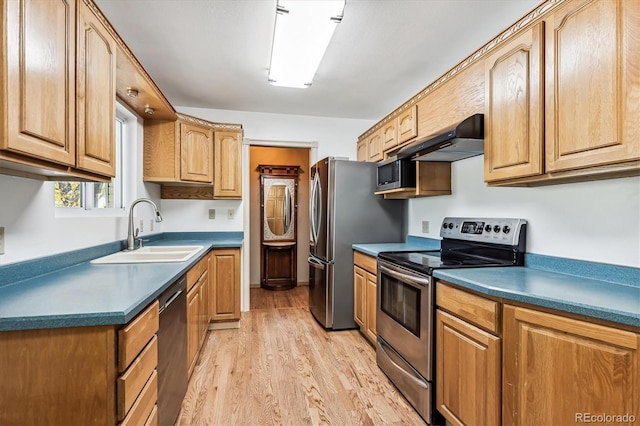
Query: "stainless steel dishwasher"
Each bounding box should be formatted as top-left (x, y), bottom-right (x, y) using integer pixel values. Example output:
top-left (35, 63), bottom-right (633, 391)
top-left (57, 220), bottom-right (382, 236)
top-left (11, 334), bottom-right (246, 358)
top-left (157, 275), bottom-right (188, 426)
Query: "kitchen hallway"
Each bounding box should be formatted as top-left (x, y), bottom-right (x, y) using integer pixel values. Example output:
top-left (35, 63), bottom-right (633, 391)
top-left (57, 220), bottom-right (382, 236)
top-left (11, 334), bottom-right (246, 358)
top-left (177, 286), bottom-right (425, 425)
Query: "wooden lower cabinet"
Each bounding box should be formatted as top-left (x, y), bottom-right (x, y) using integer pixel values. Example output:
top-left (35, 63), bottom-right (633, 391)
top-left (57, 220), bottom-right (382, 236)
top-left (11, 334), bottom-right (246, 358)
top-left (353, 251), bottom-right (377, 345)
top-left (186, 254), bottom-right (210, 377)
top-left (435, 282), bottom-right (501, 426)
top-left (210, 248), bottom-right (241, 322)
top-left (436, 309), bottom-right (501, 426)
top-left (502, 305), bottom-right (639, 425)
top-left (0, 301), bottom-right (159, 425)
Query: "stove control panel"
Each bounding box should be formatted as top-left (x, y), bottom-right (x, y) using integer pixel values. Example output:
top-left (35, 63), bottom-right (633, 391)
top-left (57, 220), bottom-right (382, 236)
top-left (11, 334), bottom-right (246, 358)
top-left (441, 217), bottom-right (527, 246)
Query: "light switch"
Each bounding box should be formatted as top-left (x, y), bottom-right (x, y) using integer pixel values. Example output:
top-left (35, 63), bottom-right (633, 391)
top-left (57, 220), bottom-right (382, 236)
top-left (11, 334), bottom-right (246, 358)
top-left (0, 227), bottom-right (4, 255)
top-left (209, 209), bottom-right (216, 220)
top-left (227, 209), bottom-right (235, 220)
top-left (422, 221), bottom-right (429, 233)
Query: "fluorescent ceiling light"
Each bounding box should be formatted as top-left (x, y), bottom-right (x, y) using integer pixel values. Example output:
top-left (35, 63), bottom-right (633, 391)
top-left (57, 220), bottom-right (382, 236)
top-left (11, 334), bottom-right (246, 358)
top-left (268, 0), bottom-right (345, 89)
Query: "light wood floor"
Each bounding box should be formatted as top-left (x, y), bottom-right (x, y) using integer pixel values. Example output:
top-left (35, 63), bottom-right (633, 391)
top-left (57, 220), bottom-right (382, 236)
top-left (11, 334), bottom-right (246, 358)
top-left (178, 286), bottom-right (426, 426)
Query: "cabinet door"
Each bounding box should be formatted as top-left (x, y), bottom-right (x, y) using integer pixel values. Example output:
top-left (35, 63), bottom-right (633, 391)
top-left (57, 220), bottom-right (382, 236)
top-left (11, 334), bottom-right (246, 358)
top-left (180, 122), bottom-right (213, 183)
top-left (397, 105), bottom-right (418, 144)
top-left (436, 309), bottom-right (501, 426)
top-left (76, 0), bottom-right (116, 176)
top-left (3, 0), bottom-right (76, 165)
top-left (367, 131), bottom-right (383, 162)
top-left (210, 249), bottom-right (241, 321)
top-left (364, 272), bottom-right (377, 343)
top-left (545, 0), bottom-right (640, 172)
top-left (214, 131), bottom-right (242, 198)
top-left (484, 23), bottom-right (544, 182)
top-left (186, 286), bottom-right (200, 376)
top-left (356, 139), bottom-right (367, 162)
top-left (503, 305), bottom-right (639, 425)
top-left (381, 121), bottom-right (397, 151)
top-left (353, 266), bottom-right (366, 328)
top-left (198, 271), bottom-right (209, 348)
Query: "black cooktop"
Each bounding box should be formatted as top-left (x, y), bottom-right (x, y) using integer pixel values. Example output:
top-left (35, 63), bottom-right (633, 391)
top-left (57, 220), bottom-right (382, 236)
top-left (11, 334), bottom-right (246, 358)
top-left (378, 249), bottom-right (518, 275)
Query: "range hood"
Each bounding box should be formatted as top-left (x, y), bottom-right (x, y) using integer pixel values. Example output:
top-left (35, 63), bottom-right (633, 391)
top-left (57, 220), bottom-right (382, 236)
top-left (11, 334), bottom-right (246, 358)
top-left (396, 113), bottom-right (484, 162)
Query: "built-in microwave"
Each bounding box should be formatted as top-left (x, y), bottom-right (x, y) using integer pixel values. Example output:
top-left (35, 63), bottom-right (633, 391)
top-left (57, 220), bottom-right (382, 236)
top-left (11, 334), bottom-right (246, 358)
top-left (376, 157), bottom-right (416, 191)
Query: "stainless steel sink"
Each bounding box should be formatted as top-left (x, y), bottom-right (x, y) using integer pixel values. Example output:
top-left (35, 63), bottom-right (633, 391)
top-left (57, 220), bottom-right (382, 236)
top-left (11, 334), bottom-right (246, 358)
top-left (90, 245), bottom-right (204, 264)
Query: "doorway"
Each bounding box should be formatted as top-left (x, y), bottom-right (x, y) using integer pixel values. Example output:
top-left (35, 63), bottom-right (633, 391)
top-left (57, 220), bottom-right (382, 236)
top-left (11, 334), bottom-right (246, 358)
top-left (249, 146), bottom-right (310, 289)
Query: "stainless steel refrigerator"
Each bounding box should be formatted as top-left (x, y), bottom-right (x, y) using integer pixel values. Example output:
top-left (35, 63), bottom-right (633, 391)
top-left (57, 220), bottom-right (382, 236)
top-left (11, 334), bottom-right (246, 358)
top-left (308, 157), bottom-right (405, 329)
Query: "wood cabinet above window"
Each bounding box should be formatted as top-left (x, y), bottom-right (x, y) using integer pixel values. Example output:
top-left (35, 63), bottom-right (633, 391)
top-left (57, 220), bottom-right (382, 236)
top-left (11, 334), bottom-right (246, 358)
top-left (0, 0), bottom-right (117, 181)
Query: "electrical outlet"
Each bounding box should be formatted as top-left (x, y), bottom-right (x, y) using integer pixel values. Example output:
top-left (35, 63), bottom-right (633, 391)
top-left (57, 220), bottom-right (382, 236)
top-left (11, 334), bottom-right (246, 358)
top-left (0, 227), bottom-right (4, 255)
top-left (422, 221), bottom-right (429, 233)
top-left (149, 220), bottom-right (154, 232)
top-left (227, 209), bottom-right (235, 220)
top-left (139, 219), bottom-right (144, 232)
top-left (208, 209), bottom-right (216, 220)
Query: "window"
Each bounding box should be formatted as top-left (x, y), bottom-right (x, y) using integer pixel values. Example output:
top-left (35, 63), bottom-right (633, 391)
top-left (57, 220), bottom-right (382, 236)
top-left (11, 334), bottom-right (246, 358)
top-left (54, 115), bottom-right (126, 211)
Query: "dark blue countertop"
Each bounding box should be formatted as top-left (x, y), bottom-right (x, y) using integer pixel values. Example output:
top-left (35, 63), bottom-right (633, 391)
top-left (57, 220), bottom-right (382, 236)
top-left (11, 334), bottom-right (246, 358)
top-left (354, 237), bottom-right (639, 328)
top-left (434, 267), bottom-right (639, 328)
top-left (352, 235), bottom-right (441, 256)
top-left (0, 232), bottom-right (243, 331)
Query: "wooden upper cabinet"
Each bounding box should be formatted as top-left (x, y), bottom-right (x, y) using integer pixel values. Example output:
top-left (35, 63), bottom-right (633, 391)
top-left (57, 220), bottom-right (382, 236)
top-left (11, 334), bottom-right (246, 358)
top-left (381, 120), bottom-right (397, 151)
top-left (503, 305), bottom-right (639, 425)
top-left (76, 0), bottom-right (116, 177)
top-left (484, 23), bottom-right (545, 182)
top-left (367, 131), bottom-right (383, 162)
top-left (545, 0), bottom-right (640, 172)
top-left (214, 131), bottom-right (242, 198)
top-left (180, 122), bottom-right (213, 183)
top-left (2, 0), bottom-right (76, 165)
top-left (356, 139), bottom-right (367, 162)
top-left (396, 105), bottom-right (418, 144)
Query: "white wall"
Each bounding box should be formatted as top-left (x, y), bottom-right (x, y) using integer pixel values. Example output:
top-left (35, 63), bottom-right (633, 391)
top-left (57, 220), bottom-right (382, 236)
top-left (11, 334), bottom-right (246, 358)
top-left (0, 107), bottom-right (162, 265)
top-left (408, 156), bottom-right (640, 267)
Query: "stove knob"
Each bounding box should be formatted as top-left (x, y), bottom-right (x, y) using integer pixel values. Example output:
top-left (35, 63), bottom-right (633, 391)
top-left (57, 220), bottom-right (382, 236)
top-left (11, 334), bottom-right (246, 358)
top-left (503, 225), bottom-right (511, 234)
top-left (448, 223), bottom-right (454, 229)
top-left (493, 225), bottom-right (501, 233)
top-left (485, 224), bottom-right (492, 232)
top-left (442, 222), bottom-right (448, 229)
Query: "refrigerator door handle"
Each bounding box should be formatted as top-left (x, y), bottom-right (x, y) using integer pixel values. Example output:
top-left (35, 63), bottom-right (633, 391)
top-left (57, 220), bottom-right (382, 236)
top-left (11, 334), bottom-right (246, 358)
top-left (309, 175), bottom-right (317, 245)
top-left (308, 256), bottom-right (325, 270)
top-left (314, 174), bottom-right (322, 244)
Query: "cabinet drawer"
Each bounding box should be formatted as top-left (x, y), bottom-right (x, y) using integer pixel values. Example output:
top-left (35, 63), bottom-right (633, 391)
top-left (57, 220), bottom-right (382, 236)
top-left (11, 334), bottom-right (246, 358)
top-left (120, 370), bottom-right (157, 426)
top-left (117, 336), bottom-right (158, 420)
top-left (118, 301), bottom-right (159, 372)
top-left (354, 251), bottom-right (377, 274)
top-left (436, 282), bottom-right (499, 334)
top-left (144, 404), bottom-right (158, 426)
top-left (187, 254), bottom-right (209, 291)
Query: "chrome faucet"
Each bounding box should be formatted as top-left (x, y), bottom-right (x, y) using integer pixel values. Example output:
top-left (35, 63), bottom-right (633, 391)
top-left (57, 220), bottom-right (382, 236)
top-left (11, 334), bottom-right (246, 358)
top-left (127, 198), bottom-right (163, 250)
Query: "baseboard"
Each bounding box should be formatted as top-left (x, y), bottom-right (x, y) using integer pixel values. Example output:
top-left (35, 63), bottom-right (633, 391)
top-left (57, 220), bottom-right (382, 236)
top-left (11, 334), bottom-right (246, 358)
top-left (208, 321), bottom-right (240, 330)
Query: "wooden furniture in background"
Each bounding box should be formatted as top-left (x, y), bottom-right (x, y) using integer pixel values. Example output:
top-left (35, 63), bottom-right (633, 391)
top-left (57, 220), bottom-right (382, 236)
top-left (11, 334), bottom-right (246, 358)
top-left (0, 300), bottom-right (159, 425)
top-left (397, 105), bottom-right (418, 144)
top-left (435, 282), bottom-right (501, 426)
top-left (356, 139), bottom-right (368, 161)
top-left (367, 131), bottom-right (383, 162)
top-left (353, 251), bottom-right (377, 345)
top-left (259, 165), bottom-right (300, 290)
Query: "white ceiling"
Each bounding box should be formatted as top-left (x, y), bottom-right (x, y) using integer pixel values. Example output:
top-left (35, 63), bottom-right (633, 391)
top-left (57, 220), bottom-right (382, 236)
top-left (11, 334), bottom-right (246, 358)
top-left (96, 0), bottom-right (541, 121)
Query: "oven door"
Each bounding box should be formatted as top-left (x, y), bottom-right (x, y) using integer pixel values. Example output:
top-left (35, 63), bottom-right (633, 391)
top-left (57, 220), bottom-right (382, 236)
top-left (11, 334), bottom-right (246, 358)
top-left (377, 259), bottom-right (434, 380)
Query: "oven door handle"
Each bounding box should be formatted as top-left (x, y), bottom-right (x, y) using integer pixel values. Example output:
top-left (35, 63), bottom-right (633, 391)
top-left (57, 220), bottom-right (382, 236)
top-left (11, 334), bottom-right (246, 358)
top-left (378, 340), bottom-right (429, 391)
top-left (379, 263), bottom-right (431, 287)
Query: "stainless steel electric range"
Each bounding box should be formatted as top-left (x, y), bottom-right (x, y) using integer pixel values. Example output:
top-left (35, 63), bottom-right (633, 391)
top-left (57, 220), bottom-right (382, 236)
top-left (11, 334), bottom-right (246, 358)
top-left (376, 217), bottom-right (527, 424)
